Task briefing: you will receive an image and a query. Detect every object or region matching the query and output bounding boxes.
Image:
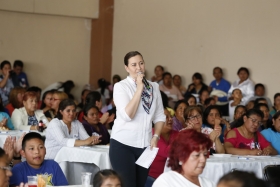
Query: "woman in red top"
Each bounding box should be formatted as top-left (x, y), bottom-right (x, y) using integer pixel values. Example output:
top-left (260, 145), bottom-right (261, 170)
top-left (225, 108), bottom-right (277, 155)
top-left (146, 108), bottom-right (179, 186)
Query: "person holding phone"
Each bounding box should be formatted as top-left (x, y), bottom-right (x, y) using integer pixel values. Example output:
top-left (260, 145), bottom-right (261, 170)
top-left (109, 51), bottom-right (166, 187)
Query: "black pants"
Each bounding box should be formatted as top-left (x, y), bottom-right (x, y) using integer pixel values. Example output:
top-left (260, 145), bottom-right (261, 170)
top-left (109, 139), bottom-right (149, 187)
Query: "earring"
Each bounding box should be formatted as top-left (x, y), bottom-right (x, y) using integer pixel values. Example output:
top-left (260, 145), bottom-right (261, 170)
top-left (179, 161), bottom-right (182, 165)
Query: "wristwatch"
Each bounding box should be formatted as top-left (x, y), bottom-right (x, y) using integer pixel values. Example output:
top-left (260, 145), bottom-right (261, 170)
top-left (153, 134), bottom-right (160, 140)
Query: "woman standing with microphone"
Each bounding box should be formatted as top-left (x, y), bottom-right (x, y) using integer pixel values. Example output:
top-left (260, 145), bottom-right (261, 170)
top-left (110, 51), bottom-right (165, 187)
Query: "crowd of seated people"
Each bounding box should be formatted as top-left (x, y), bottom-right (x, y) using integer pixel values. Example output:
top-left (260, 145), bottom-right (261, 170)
top-left (2, 59), bottom-right (280, 187)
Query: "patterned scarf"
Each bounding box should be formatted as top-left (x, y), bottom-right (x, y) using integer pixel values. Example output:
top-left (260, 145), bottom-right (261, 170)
top-left (134, 80), bottom-right (153, 114)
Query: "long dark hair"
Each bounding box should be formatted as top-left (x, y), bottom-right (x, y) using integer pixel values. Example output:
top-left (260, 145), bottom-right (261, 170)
top-left (0, 95), bottom-right (6, 112)
top-left (269, 111), bottom-right (280, 132)
top-left (84, 91), bottom-right (101, 109)
top-left (40, 90), bottom-right (55, 109)
top-left (98, 78), bottom-right (108, 96)
top-left (57, 99), bottom-right (76, 119)
top-left (231, 109), bottom-right (264, 128)
top-left (203, 105), bottom-right (222, 128)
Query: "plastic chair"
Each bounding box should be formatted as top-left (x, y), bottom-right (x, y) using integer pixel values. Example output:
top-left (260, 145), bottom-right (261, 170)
top-left (263, 165), bottom-right (280, 181)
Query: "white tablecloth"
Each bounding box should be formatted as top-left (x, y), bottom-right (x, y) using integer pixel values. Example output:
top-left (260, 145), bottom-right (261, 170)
top-left (164, 155), bottom-right (280, 185)
top-left (54, 146), bottom-right (112, 185)
top-left (0, 130), bottom-right (45, 147)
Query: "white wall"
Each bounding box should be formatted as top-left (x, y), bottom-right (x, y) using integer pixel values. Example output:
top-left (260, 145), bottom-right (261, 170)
top-left (0, 10), bottom-right (92, 100)
top-left (112, 0), bottom-right (280, 101)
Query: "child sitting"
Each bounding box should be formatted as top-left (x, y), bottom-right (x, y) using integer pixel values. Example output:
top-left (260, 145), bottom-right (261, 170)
top-left (228, 89), bottom-right (245, 122)
top-left (9, 132), bottom-right (68, 186)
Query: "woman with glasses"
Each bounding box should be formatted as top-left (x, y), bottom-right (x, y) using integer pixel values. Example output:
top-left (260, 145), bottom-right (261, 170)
top-left (183, 106), bottom-right (225, 154)
top-left (224, 109), bottom-right (277, 155)
top-left (50, 91), bottom-right (68, 118)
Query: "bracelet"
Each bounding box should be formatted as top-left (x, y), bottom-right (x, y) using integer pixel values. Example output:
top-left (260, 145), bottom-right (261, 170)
top-left (153, 134), bottom-right (160, 140)
top-left (13, 156), bottom-right (21, 160)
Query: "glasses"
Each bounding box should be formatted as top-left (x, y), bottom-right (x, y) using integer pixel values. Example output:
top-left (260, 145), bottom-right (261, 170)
top-left (187, 114), bottom-right (202, 121)
top-left (0, 166), bottom-right (12, 172)
top-left (248, 117), bottom-right (262, 126)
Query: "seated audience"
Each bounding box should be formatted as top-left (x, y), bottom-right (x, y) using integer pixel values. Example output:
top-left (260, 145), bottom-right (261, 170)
top-left (261, 111), bottom-right (280, 154)
top-left (250, 83), bottom-right (273, 109)
top-left (77, 89), bottom-right (90, 112)
top-left (0, 96), bottom-right (14, 129)
top-left (172, 75), bottom-right (187, 95)
top-left (26, 86), bottom-right (42, 109)
top-left (254, 103), bottom-right (272, 130)
top-left (254, 97), bottom-right (269, 107)
top-left (94, 169), bottom-right (123, 187)
top-left (270, 93), bottom-right (280, 116)
top-left (0, 61), bottom-right (15, 106)
top-left (82, 105), bottom-right (110, 145)
top-left (152, 129), bottom-right (214, 187)
top-left (198, 89), bottom-right (210, 109)
top-left (9, 132), bottom-right (68, 186)
top-left (108, 74), bottom-right (121, 92)
top-left (49, 91), bottom-right (68, 119)
top-left (11, 91), bottom-right (48, 130)
top-left (172, 100), bottom-right (188, 131)
top-left (204, 97), bottom-right (216, 108)
top-left (229, 89), bottom-right (244, 122)
top-left (45, 99), bottom-right (101, 159)
top-left (246, 100), bottom-right (255, 110)
top-left (230, 105), bottom-right (247, 128)
top-left (228, 67), bottom-right (254, 105)
top-left (209, 67), bottom-right (231, 104)
top-left (184, 72), bottom-right (208, 97)
top-left (217, 170), bottom-right (266, 187)
top-left (78, 91), bottom-right (114, 129)
top-left (203, 105), bottom-right (231, 143)
top-left (184, 94), bottom-right (197, 106)
top-left (184, 106), bottom-right (225, 154)
top-left (147, 108), bottom-right (179, 186)
top-left (224, 109), bottom-right (277, 155)
top-left (58, 80), bottom-right (75, 100)
top-left (159, 72), bottom-right (184, 108)
top-left (6, 87), bottom-right (25, 115)
top-left (151, 65), bottom-right (164, 85)
top-left (96, 78), bottom-right (110, 113)
top-left (13, 60), bottom-right (29, 88)
top-left (40, 90), bottom-right (55, 121)
top-left (0, 147), bottom-right (13, 187)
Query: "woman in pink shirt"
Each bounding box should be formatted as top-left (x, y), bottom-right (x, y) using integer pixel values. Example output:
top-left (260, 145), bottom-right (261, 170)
top-left (225, 108), bottom-right (277, 155)
top-left (146, 108), bottom-right (179, 186)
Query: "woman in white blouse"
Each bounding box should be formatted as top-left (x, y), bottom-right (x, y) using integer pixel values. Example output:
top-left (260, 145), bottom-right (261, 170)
top-left (228, 67), bottom-right (254, 105)
top-left (110, 51), bottom-right (166, 187)
top-left (45, 99), bottom-right (101, 159)
top-left (11, 91), bottom-right (49, 130)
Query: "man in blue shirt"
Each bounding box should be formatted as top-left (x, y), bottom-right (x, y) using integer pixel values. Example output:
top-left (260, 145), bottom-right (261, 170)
top-left (209, 67), bottom-right (231, 115)
top-left (13, 60), bottom-right (29, 88)
top-left (9, 132), bottom-right (68, 186)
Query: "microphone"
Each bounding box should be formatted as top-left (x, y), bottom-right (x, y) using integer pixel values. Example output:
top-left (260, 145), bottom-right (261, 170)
top-left (142, 76), bottom-right (150, 89)
top-left (138, 72), bottom-right (150, 89)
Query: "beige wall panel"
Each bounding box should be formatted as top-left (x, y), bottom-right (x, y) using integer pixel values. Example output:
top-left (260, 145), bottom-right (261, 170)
top-left (112, 0), bottom-right (280, 101)
top-left (34, 0), bottom-right (99, 19)
top-left (0, 0), bottom-right (33, 13)
top-left (0, 11), bottom-right (91, 101)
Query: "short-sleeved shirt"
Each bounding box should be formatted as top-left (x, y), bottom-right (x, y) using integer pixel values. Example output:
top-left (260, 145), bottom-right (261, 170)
top-left (225, 128), bottom-right (270, 149)
top-left (261, 128), bottom-right (280, 154)
top-left (9, 160), bottom-right (68, 186)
